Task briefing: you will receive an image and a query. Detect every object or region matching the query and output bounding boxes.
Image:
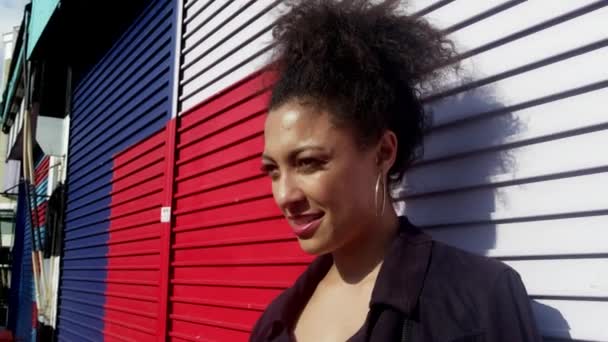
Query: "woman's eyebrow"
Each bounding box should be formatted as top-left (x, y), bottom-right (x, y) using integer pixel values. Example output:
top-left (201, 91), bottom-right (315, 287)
top-left (287, 146), bottom-right (326, 160)
top-left (262, 146), bottom-right (328, 164)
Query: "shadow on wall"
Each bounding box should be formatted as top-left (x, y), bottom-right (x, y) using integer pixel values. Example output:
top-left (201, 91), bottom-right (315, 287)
top-left (394, 84), bottom-right (571, 339)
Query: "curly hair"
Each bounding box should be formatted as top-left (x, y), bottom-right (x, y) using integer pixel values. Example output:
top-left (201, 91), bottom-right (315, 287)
top-left (269, 0), bottom-right (457, 186)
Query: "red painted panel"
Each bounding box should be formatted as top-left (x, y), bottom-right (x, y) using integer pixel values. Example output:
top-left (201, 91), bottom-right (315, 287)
top-left (172, 264), bottom-right (308, 284)
top-left (104, 321), bottom-right (157, 342)
top-left (172, 217), bottom-right (289, 246)
top-left (109, 207), bottom-right (159, 231)
top-left (170, 319), bottom-right (249, 341)
top-left (170, 70), bottom-right (308, 341)
top-left (107, 250), bottom-right (159, 266)
top-left (111, 160), bottom-right (165, 194)
top-left (178, 90), bottom-right (270, 147)
top-left (110, 223), bottom-right (162, 242)
top-left (112, 153), bottom-right (164, 184)
top-left (176, 115), bottom-right (265, 167)
top-left (175, 156), bottom-right (264, 201)
top-left (34, 156), bottom-right (50, 185)
top-left (111, 178), bottom-right (164, 207)
top-left (103, 308), bottom-right (157, 333)
top-left (34, 202), bottom-right (47, 226)
top-left (168, 336), bottom-right (196, 342)
top-left (170, 302), bottom-right (260, 328)
top-left (176, 133), bottom-right (264, 180)
top-left (172, 240), bottom-right (307, 263)
top-left (109, 269), bottom-right (161, 283)
top-left (175, 176), bottom-right (270, 214)
top-left (110, 192), bottom-right (163, 218)
top-left (174, 196), bottom-right (282, 229)
top-left (106, 283), bottom-right (159, 299)
top-left (179, 69), bottom-right (275, 129)
top-left (106, 130), bottom-right (167, 341)
top-left (171, 285), bottom-right (283, 309)
top-left (113, 130), bottom-right (165, 167)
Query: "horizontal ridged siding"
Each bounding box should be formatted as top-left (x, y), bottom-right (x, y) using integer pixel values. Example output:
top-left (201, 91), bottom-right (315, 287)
top-left (177, 0), bottom-right (608, 341)
top-left (58, 0), bottom-right (175, 341)
top-left (169, 70), bottom-right (312, 341)
top-left (401, 1), bottom-right (608, 341)
top-left (102, 129), bottom-right (166, 341)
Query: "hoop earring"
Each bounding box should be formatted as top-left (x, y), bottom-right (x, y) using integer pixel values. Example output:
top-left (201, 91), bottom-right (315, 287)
top-left (375, 171), bottom-right (386, 217)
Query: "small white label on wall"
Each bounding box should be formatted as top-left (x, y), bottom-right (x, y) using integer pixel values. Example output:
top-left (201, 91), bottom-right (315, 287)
top-left (160, 207), bottom-right (171, 223)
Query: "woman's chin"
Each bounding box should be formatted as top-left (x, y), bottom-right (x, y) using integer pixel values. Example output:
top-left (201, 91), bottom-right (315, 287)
top-left (297, 237), bottom-right (332, 256)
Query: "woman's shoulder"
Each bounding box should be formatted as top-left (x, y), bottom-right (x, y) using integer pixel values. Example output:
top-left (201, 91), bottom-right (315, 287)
top-left (418, 241), bottom-right (540, 341)
top-left (249, 288), bottom-right (292, 341)
top-left (423, 239), bottom-right (526, 304)
top-left (429, 240), bottom-right (513, 280)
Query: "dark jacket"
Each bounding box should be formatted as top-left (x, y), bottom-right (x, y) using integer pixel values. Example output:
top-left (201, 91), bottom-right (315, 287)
top-left (250, 217), bottom-right (542, 341)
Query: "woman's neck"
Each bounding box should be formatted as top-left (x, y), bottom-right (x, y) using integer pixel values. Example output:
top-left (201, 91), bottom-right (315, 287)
top-left (327, 209), bottom-right (400, 286)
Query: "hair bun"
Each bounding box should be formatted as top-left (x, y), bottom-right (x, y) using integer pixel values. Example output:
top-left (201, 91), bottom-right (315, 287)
top-left (269, 0), bottom-right (458, 184)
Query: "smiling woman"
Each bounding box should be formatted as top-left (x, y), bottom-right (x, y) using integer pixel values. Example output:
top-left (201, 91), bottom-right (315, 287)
top-left (252, 1), bottom-right (542, 342)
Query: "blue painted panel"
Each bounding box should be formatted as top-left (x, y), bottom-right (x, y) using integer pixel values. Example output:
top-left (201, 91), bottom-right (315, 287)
top-left (35, 178), bottom-right (48, 206)
top-left (69, 6), bottom-right (173, 133)
top-left (63, 222), bottom-right (111, 241)
top-left (69, 39), bottom-right (172, 149)
top-left (57, 0), bottom-right (175, 340)
top-left (65, 172), bottom-right (113, 211)
top-left (65, 183), bottom-right (112, 212)
top-left (71, 0), bottom-right (172, 109)
top-left (69, 89), bottom-right (170, 173)
top-left (15, 189), bottom-right (34, 341)
top-left (8, 187), bottom-right (33, 340)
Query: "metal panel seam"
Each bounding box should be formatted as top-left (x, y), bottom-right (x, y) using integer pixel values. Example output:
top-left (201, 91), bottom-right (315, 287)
top-left (158, 118), bottom-right (178, 341)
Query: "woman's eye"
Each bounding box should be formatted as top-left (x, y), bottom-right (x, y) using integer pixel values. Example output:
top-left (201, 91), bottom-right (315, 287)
top-left (296, 158), bottom-right (323, 172)
top-left (261, 165), bottom-right (280, 180)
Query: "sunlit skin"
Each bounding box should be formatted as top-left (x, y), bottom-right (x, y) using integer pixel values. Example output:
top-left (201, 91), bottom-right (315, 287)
top-left (261, 99), bottom-right (401, 341)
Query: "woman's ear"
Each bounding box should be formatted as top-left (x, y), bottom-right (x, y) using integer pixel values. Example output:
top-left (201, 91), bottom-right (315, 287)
top-left (376, 130), bottom-right (398, 172)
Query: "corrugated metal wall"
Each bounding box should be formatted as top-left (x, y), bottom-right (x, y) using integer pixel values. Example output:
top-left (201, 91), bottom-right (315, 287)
top-left (402, 1), bottom-right (608, 341)
top-left (105, 129), bottom-right (167, 340)
top-left (7, 185), bottom-right (23, 335)
top-left (9, 155), bottom-right (48, 342)
top-left (10, 183), bottom-right (34, 342)
top-left (57, 0), bottom-right (176, 340)
top-left (179, 0), bottom-right (284, 111)
top-left (169, 70), bottom-right (312, 341)
top-left (176, 1), bottom-right (608, 341)
top-left (34, 156), bottom-right (49, 253)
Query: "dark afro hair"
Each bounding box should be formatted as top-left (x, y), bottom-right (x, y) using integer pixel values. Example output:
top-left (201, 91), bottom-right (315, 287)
top-left (268, 0), bottom-right (457, 186)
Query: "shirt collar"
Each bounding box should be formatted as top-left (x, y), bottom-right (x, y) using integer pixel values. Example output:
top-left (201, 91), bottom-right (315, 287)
top-left (263, 216), bottom-right (432, 339)
top-left (369, 216), bottom-right (433, 315)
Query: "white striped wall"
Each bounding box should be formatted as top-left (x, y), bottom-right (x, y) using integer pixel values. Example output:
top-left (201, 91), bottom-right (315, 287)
top-left (177, 1), bottom-right (608, 340)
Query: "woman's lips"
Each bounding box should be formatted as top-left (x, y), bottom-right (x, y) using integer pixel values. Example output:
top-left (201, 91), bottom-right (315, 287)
top-left (287, 213), bottom-right (324, 239)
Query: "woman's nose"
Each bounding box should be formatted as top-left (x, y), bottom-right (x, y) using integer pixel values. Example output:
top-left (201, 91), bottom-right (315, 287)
top-left (274, 174), bottom-right (306, 213)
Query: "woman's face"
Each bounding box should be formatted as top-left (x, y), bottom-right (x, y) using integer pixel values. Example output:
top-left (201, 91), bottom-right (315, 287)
top-left (262, 99), bottom-right (380, 255)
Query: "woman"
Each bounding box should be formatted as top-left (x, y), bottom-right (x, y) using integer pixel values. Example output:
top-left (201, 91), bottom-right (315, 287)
top-left (253, 0), bottom-right (542, 341)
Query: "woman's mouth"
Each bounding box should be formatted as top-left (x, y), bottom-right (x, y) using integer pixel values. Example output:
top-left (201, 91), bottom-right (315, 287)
top-left (287, 213), bottom-right (325, 239)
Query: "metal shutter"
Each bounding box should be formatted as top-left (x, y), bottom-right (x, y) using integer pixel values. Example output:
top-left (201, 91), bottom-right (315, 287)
top-left (58, 0), bottom-right (176, 340)
top-left (10, 184), bottom-right (34, 342)
top-left (402, 1), bottom-right (608, 341)
top-left (169, 69), bottom-right (312, 341)
top-left (179, 0), bottom-right (284, 112)
top-left (176, 0), bottom-right (608, 341)
top-left (105, 129), bottom-right (168, 340)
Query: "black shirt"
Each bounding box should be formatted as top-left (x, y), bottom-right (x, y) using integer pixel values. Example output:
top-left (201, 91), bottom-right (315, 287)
top-left (250, 217), bottom-right (542, 341)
